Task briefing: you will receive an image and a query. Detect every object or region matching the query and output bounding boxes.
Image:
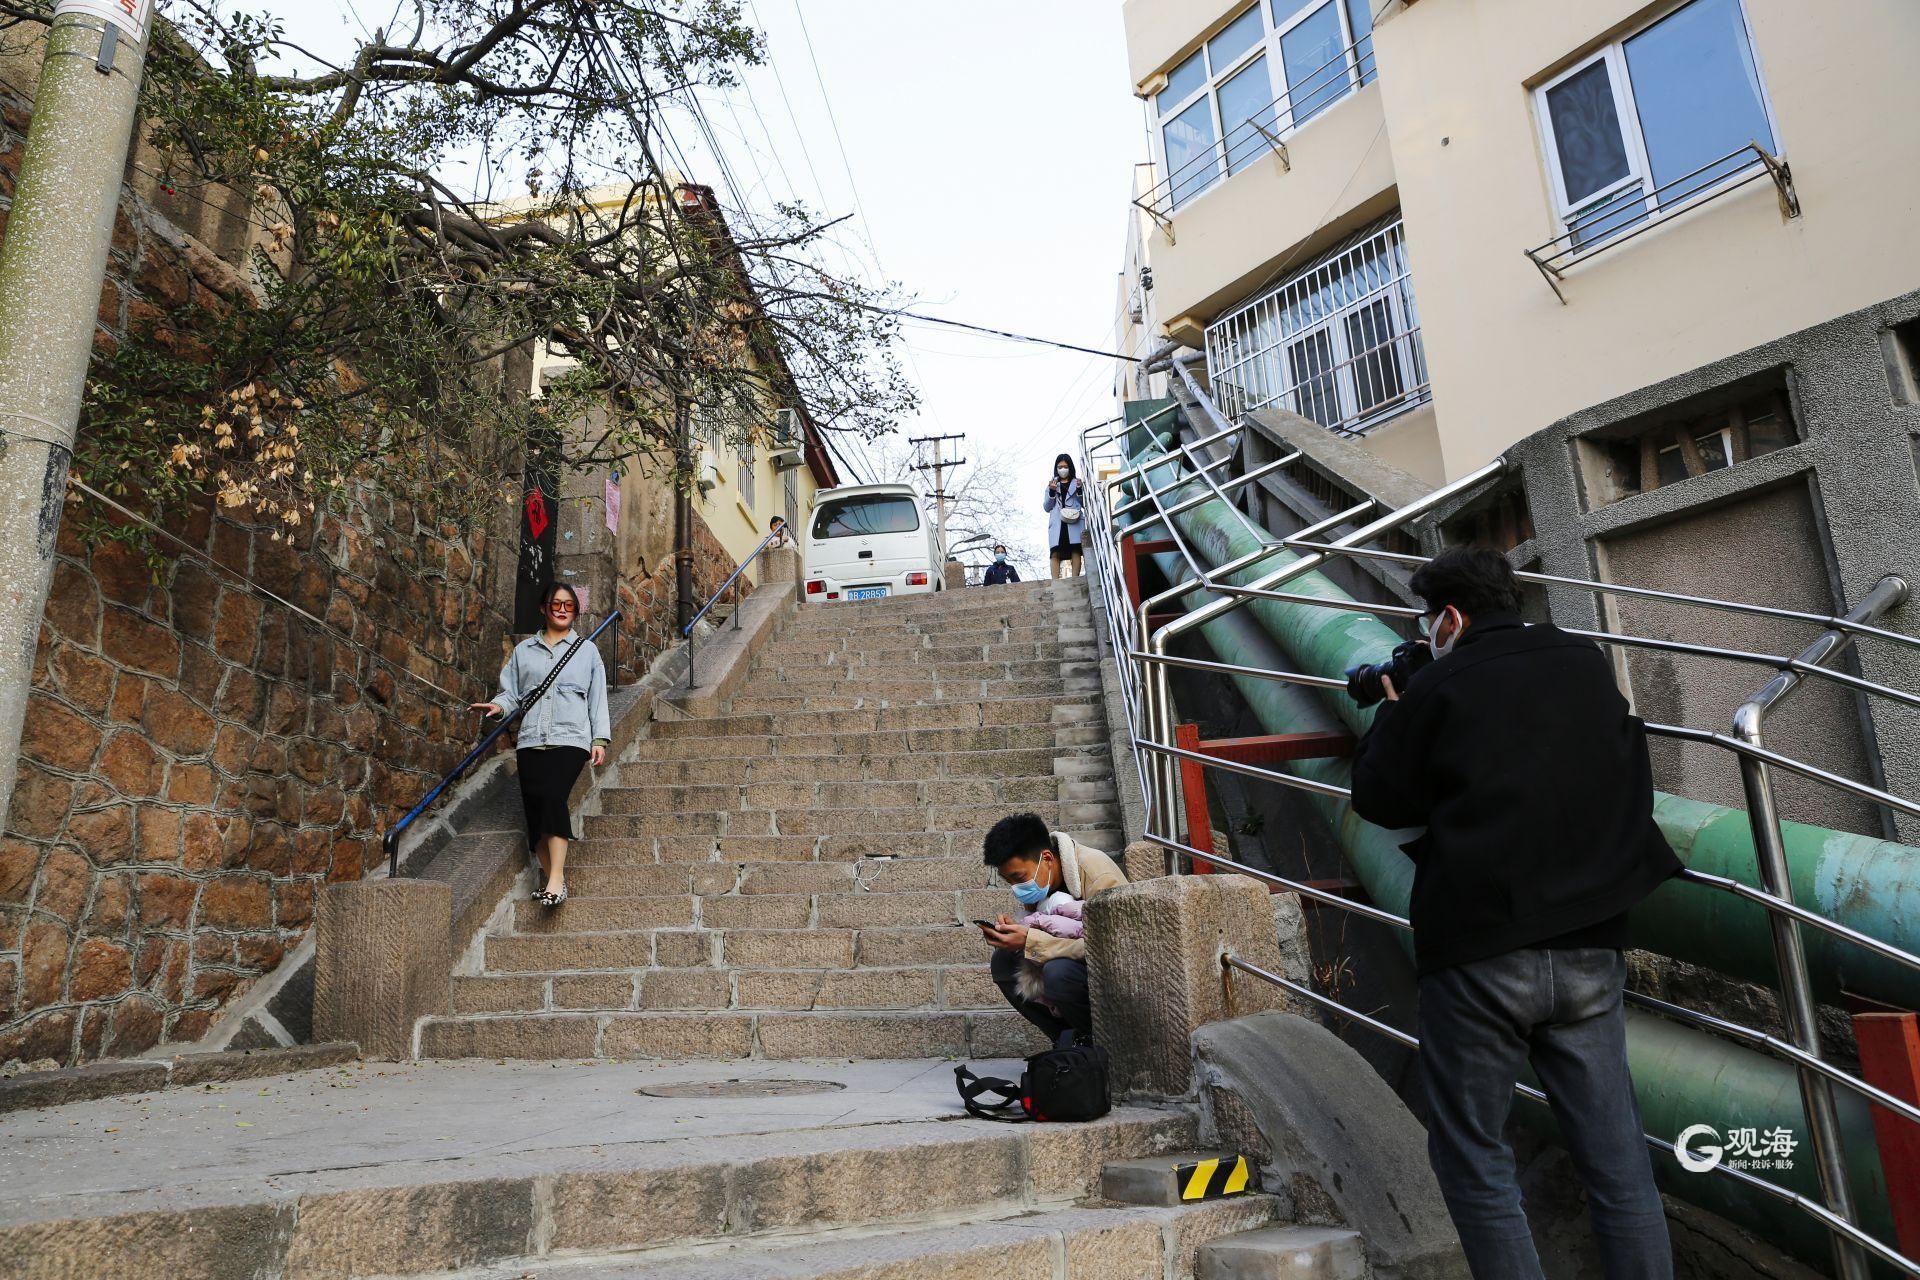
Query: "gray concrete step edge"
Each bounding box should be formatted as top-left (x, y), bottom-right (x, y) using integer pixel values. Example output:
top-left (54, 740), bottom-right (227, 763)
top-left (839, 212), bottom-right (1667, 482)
top-left (0, 1110), bottom-right (1200, 1279)
top-left (445, 1195), bottom-right (1283, 1280)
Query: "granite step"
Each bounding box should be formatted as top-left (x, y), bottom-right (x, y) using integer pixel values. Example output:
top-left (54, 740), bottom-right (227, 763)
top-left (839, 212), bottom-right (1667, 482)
top-left (580, 801), bottom-right (1123, 840)
top-left (505, 886), bottom-right (1012, 934)
top-left (437, 1197), bottom-right (1283, 1280)
top-left (596, 774), bottom-right (1065, 814)
top-left (451, 962), bottom-right (1011, 1015)
top-left (563, 855), bottom-right (1008, 897)
top-left (617, 745), bottom-right (1088, 785)
top-left (651, 698), bottom-right (1100, 739)
top-left (481, 921), bottom-right (1033, 975)
top-left (627, 724), bottom-right (1110, 761)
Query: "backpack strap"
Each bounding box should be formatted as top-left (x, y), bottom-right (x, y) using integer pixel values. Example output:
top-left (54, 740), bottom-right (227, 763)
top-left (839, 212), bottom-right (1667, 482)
top-left (954, 1064), bottom-right (1032, 1123)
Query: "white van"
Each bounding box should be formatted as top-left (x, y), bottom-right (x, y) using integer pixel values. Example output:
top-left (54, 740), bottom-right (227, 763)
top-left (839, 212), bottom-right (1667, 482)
top-left (803, 483), bottom-right (942, 603)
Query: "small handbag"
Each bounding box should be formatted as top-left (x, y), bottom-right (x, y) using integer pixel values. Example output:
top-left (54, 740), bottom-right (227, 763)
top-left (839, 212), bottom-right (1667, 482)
top-left (955, 1043), bottom-right (1111, 1123)
top-left (1060, 482), bottom-right (1084, 524)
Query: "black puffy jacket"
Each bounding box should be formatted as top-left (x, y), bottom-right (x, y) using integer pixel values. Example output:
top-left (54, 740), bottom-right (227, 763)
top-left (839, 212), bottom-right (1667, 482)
top-left (1350, 613), bottom-right (1681, 974)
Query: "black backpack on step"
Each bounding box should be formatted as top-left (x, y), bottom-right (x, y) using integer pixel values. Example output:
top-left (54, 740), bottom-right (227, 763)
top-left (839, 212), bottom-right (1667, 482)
top-left (955, 1043), bottom-right (1111, 1123)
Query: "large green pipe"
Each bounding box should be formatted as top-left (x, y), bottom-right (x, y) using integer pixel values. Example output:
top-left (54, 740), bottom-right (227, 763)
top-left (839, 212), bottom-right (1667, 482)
top-left (1131, 448), bottom-right (1920, 1011)
top-left (1119, 450), bottom-right (1904, 1268)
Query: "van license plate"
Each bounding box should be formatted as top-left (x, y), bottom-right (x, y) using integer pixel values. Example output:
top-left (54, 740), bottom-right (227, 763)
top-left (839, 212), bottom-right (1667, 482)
top-left (848, 587), bottom-right (889, 601)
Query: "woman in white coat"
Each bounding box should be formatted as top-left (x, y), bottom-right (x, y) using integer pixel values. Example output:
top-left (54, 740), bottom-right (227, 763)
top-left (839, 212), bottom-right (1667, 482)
top-left (1043, 452), bottom-right (1085, 579)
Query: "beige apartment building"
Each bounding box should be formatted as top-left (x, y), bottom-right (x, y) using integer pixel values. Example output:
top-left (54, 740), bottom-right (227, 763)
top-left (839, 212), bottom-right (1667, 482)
top-left (1114, 0), bottom-right (1920, 834)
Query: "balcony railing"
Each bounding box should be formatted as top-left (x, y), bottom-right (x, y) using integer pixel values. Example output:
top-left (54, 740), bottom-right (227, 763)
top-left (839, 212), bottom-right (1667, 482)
top-left (1524, 142), bottom-right (1800, 303)
top-left (1139, 30), bottom-right (1376, 226)
top-left (1204, 218), bottom-right (1430, 437)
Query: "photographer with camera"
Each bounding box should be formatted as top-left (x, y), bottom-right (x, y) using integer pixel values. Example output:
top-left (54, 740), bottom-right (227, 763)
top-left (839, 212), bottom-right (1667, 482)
top-left (1349, 547), bottom-right (1681, 1280)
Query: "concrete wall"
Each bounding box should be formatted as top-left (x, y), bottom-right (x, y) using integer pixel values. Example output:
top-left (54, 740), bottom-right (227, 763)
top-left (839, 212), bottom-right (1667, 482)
top-left (1150, 88), bottom-right (1398, 344)
top-left (1373, 0), bottom-right (1920, 478)
top-left (1501, 287), bottom-right (1920, 842)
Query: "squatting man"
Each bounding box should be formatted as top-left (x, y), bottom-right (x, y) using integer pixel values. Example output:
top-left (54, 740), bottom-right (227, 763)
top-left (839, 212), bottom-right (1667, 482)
top-left (1349, 546), bottom-right (1682, 1280)
top-left (975, 812), bottom-right (1125, 1048)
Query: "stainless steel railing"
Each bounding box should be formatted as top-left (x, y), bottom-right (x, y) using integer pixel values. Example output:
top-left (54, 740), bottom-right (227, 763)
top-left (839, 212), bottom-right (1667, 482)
top-left (1080, 379), bottom-right (1920, 1279)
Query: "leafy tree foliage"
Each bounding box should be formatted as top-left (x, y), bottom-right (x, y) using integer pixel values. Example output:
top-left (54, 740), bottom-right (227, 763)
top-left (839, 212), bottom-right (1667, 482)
top-left (0, 0), bottom-right (915, 542)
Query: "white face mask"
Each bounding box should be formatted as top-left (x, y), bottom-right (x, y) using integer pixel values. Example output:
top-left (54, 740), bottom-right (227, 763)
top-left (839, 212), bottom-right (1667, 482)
top-left (1057, 468), bottom-right (1071, 479)
top-left (1427, 606), bottom-right (1463, 659)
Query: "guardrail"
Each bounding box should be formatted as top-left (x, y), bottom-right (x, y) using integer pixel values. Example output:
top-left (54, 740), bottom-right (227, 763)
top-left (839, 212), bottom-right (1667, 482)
top-left (682, 528), bottom-right (783, 688)
top-left (379, 609), bottom-right (624, 879)
top-left (1081, 379), bottom-right (1920, 1278)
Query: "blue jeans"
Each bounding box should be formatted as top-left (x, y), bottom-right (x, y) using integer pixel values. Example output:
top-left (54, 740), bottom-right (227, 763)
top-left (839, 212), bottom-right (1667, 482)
top-left (990, 947), bottom-right (1089, 1046)
top-left (1418, 948), bottom-right (1672, 1280)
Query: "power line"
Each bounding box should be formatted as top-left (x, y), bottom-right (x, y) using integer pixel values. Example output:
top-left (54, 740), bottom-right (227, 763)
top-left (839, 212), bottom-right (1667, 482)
top-left (894, 311), bottom-right (1141, 362)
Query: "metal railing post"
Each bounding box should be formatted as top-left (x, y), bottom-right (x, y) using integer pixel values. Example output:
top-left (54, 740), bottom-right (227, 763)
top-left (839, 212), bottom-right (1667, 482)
top-left (1732, 573), bottom-right (1908, 1280)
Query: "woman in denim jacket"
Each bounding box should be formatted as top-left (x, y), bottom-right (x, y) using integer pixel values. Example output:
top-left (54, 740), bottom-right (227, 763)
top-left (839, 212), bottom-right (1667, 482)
top-left (470, 583), bottom-right (610, 907)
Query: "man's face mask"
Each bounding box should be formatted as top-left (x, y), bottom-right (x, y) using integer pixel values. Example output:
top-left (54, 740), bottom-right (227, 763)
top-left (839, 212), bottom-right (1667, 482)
top-left (1422, 605), bottom-right (1464, 658)
top-left (1011, 878), bottom-right (1047, 906)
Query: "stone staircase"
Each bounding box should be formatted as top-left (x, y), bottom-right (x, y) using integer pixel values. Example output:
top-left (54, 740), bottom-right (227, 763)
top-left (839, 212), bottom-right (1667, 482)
top-left (417, 577), bottom-right (1124, 1060)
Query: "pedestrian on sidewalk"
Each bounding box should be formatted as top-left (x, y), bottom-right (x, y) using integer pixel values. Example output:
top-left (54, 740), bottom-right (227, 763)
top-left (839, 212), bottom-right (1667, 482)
top-left (978, 813), bottom-right (1126, 1046)
top-left (1044, 453), bottom-right (1085, 579)
top-left (469, 582), bottom-right (611, 908)
top-left (1349, 547), bottom-right (1681, 1280)
top-left (982, 544), bottom-right (1020, 585)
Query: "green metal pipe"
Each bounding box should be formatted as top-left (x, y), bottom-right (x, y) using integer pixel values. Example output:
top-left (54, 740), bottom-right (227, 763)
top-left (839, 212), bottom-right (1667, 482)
top-left (1132, 449), bottom-right (1920, 1011)
top-left (1117, 448), bottom-right (1906, 1268)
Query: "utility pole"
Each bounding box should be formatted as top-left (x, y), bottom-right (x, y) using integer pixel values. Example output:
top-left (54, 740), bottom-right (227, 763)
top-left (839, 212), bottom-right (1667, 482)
top-left (908, 432), bottom-right (966, 566)
top-left (0, 0), bottom-right (154, 823)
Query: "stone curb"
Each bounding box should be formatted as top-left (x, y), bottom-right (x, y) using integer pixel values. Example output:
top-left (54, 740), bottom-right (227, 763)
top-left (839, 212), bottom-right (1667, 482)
top-left (0, 1041), bottom-right (358, 1116)
top-left (0, 1108), bottom-right (1195, 1278)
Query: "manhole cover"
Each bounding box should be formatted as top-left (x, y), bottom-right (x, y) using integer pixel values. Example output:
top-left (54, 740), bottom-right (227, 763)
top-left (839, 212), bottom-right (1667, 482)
top-left (637, 1078), bottom-right (847, 1099)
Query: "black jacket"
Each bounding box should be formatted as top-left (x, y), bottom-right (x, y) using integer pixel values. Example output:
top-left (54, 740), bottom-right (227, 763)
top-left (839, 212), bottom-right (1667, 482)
top-left (983, 561), bottom-right (1020, 585)
top-left (1349, 613), bottom-right (1681, 974)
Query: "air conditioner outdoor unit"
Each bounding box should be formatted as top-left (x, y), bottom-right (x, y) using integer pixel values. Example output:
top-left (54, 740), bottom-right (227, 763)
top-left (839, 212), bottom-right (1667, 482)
top-left (769, 446), bottom-right (805, 470)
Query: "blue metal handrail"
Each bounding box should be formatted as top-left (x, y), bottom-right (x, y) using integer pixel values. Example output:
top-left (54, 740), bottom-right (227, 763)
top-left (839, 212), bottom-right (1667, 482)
top-left (683, 528), bottom-right (783, 687)
top-left (380, 609), bottom-right (624, 878)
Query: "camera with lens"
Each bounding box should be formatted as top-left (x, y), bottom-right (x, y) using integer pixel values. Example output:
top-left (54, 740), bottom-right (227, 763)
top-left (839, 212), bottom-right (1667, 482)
top-left (1345, 640), bottom-right (1434, 708)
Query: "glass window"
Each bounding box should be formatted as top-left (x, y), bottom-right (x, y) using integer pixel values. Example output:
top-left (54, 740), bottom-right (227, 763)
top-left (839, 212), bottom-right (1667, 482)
top-left (1537, 0), bottom-right (1777, 250)
top-left (811, 495), bottom-right (920, 540)
top-left (1286, 328), bottom-right (1339, 427)
top-left (1210, 4), bottom-right (1266, 70)
top-left (1163, 97), bottom-right (1222, 208)
top-left (1158, 49), bottom-right (1207, 115)
top-left (1280, 3), bottom-right (1351, 126)
top-left (1219, 56), bottom-right (1279, 174)
top-left (1345, 0), bottom-right (1376, 86)
top-left (1545, 60), bottom-right (1632, 205)
top-left (1624, 0), bottom-right (1774, 202)
top-left (1344, 297), bottom-right (1405, 414)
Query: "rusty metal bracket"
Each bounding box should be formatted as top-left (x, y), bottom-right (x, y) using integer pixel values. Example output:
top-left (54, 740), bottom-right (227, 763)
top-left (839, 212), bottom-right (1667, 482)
top-left (1132, 194), bottom-right (1175, 245)
top-left (1523, 246), bottom-right (1568, 306)
top-left (1753, 141), bottom-right (1801, 220)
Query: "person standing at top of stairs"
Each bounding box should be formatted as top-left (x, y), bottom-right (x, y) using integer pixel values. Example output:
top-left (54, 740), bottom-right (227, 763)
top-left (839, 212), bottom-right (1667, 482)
top-left (469, 582), bottom-right (611, 909)
top-left (979, 813), bottom-right (1124, 1047)
top-left (982, 544), bottom-right (1020, 585)
top-left (1045, 453), bottom-right (1085, 579)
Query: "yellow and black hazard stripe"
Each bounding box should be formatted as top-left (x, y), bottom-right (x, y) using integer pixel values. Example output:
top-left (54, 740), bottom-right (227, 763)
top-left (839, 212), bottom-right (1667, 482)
top-left (1177, 1154), bottom-right (1256, 1201)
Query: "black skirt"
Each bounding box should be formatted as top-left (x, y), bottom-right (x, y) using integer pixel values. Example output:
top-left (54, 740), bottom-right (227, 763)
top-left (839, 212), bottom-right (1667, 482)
top-left (517, 746), bottom-right (588, 846)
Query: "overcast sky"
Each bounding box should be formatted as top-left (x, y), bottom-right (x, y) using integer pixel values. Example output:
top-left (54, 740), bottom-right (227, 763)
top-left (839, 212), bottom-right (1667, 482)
top-left (264, 1), bottom-right (1144, 567)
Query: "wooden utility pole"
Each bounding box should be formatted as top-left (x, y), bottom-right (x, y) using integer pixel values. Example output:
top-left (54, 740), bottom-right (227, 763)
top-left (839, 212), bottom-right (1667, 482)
top-left (908, 432), bottom-right (966, 565)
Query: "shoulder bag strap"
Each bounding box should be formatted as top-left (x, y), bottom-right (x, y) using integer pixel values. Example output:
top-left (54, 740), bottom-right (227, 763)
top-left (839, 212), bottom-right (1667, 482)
top-left (954, 1065), bottom-right (1032, 1123)
top-left (512, 636), bottom-right (587, 720)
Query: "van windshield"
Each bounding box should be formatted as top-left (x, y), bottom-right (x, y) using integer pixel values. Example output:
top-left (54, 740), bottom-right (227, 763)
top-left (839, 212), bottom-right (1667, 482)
top-left (811, 495), bottom-right (920, 539)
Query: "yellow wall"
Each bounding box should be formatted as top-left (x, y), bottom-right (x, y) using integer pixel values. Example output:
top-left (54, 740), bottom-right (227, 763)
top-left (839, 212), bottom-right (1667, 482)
top-left (1373, 0), bottom-right (1920, 477)
top-left (696, 424), bottom-right (821, 573)
top-left (1153, 81), bottom-right (1398, 344)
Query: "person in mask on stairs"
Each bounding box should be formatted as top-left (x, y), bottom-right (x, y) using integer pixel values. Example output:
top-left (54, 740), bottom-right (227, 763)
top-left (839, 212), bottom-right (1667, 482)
top-left (982, 543), bottom-right (1020, 586)
top-left (978, 812), bottom-right (1126, 1047)
top-left (1044, 453), bottom-right (1085, 579)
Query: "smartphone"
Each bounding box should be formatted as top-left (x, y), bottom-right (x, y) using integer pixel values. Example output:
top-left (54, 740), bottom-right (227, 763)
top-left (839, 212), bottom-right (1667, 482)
top-left (971, 919), bottom-right (997, 929)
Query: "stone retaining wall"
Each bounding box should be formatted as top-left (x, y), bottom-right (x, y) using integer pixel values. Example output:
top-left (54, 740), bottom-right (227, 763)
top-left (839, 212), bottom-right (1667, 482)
top-left (0, 60), bottom-right (738, 1067)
